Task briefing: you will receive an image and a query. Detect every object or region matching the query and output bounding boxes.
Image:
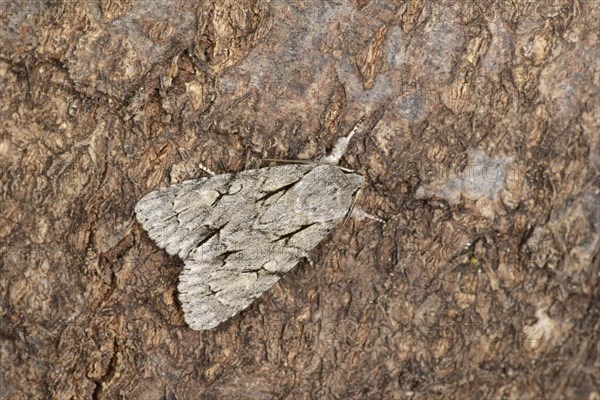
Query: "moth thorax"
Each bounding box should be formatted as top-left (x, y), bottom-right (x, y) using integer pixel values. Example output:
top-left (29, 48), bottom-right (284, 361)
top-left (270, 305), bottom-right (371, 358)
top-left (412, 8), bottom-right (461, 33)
top-left (293, 166), bottom-right (363, 222)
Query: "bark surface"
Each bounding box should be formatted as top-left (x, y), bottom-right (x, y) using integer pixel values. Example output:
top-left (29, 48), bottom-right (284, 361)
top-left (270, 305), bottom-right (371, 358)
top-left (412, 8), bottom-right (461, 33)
top-left (1, 1), bottom-right (598, 399)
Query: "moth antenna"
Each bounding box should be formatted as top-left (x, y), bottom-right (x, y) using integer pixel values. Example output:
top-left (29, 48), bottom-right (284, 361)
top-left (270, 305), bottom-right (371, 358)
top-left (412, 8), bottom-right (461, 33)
top-left (262, 158), bottom-right (355, 173)
top-left (320, 116), bottom-right (365, 165)
top-left (262, 158), bottom-right (316, 165)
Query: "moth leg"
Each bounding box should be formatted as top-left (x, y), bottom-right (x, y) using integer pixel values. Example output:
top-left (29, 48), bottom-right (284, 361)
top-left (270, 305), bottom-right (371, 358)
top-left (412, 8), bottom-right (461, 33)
top-left (303, 252), bottom-right (314, 266)
top-left (291, 248), bottom-right (313, 266)
top-left (351, 207), bottom-right (385, 223)
top-left (198, 162), bottom-right (216, 176)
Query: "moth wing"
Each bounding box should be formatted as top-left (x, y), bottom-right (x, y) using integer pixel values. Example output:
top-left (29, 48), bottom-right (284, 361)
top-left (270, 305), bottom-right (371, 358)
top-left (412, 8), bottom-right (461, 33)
top-left (134, 165), bottom-right (314, 259)
top-left (135, 175), bottom-right (228, 259)
top-left (178, 222), bottom-right (335, 330)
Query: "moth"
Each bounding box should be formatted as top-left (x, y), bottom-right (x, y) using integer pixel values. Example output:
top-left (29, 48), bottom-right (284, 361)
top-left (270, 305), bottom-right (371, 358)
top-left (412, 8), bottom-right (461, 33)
top-left (135, 121), bottom-right (369, 330)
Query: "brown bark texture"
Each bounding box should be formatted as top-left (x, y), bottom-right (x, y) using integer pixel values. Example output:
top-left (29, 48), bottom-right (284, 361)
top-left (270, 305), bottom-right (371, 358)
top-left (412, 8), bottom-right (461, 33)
top-left (1, 1), bottom-right (599, 399)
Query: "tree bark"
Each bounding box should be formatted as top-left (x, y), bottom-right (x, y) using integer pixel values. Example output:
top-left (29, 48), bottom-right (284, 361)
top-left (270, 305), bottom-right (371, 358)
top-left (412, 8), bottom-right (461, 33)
top-left (1, 1), bottom-right (598, 399)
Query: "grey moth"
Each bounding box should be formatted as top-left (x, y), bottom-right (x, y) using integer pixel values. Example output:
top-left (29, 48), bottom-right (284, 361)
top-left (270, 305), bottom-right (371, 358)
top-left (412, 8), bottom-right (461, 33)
top-left (135, 123), bottom-right (364, 330)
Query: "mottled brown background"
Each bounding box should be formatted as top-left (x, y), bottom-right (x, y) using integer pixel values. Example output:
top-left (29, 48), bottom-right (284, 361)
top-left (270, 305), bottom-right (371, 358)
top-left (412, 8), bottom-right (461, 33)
top-left (1, 0), bottom-right (598, 399)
